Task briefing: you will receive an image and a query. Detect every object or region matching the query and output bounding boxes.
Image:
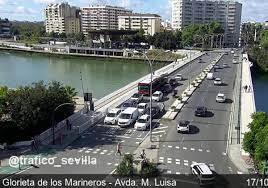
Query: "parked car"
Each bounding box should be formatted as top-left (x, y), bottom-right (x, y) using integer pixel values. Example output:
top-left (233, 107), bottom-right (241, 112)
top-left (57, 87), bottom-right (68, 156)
top-left (214, 65), bottom-right (220, 69)
top-left (137, 103), bottom-right (148, 115)
top-left (145, 103), bottom-right (165, 119)
top-left (191, 163), bottom-right (215, 185)
top-left (195, 106), bottom-right (207, 117)
top-left (223, 63), bottom-right (228, 68)
top-left (130, 93), bottom-right (143, 103)
top-left (177, 120), bottom-right (190, 133)
top-left (104, 108), bottom-right (122, 125)
top-left (233, 59), bottom-right (238, 64)
top-left (118, 107), bottom-right (139, 128)
top-left (162, 84), bottom-right (173, 94)
top-left (121, 99), bottom-right (137, 110)
top-left (134, 114), bottom-right (150, 131)
top-left (214, 78), bottom-right (222, 85)
top-left (169, 78), bottom-right (177, 86)
top-left (152, 91), bottom-right (163, 102)
top-left (216, 93), bottom-right (226, 103)
top-left (175, 74), bottom-right (183, 81)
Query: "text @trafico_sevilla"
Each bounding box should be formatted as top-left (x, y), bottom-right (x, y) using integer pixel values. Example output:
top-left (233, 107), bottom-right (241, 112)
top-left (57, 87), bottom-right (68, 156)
top-left (8, 155), bottom-right (97, 168)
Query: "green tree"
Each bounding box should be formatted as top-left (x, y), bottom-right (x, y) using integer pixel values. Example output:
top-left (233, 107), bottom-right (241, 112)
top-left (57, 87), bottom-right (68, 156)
top-left (243, 112), bottom-right (268, 173)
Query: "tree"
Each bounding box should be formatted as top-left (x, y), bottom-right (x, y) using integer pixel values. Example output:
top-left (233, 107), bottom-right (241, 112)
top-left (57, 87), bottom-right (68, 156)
top-left (0, 86), bottom-right (8, 117)
top-left (243, 112), bottom-right (268, 173)
top-left (0, 81), bottom-right (76, 144)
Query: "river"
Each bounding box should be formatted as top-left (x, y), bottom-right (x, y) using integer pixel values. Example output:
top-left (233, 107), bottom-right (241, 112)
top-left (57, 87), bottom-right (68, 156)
top-left (0, 51), bottom-right (163, 99)
top-left (252, 73), bottom-right (268, 113)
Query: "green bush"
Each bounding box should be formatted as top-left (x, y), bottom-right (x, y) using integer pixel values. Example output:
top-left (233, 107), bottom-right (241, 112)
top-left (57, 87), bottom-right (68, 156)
top-left (139, 161), bottom-right (159, 177)
top-left (116, 154), bottom-right (134, 176)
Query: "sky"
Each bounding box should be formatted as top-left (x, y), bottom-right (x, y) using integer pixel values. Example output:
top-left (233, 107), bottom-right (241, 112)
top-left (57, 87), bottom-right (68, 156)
top-left (0, 0), bottom-right (267, 22)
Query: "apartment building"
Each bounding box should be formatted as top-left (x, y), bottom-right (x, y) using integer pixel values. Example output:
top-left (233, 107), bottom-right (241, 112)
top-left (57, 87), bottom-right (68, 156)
top-left (118, 13), bottom-right (161, 36)
top-left (171, 0), bottom-right (242, 47)
top-left (0, 18), bottom-right (11, 37)
top-left (45, 2), bottom-right (81, 34)
top-left (81, 5), bottom-right (132, 35)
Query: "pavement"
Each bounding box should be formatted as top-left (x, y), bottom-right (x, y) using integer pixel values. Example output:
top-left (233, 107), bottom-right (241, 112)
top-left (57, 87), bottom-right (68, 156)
top-left (157, 52), bottom-right (243, 175)
top-left (0, 52), bottom-right (219, 175)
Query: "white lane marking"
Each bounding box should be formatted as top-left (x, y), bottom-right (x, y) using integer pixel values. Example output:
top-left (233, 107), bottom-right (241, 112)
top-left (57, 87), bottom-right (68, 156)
top-left (176, 146), bottom-right (180, 149)
top-left (184, 160), bottom-right (188, 163)
top-left (167, 160), bottom-right (172, 164)
top-left (167, 170), bottom-right (172, 174)
top-left (135, 142), bottom-right (140, 144)
top-left (120, 140), bottom-right (125, 143)
top-left (100, 152), bottom-right (105, 155)
top-left (183, 147), bottom-right (187, 150)
top-left (125, 152), bottom-right (130, 155)
top-left (54, 165), bottom-right (62, 168)
top-left (103, 150), bottom-right (108, 153)
top-left (154, 126), bottom-right (168, 130)
top-left (190, 148), bottom-right (195, 151)
top-left (116, 135), bottom-right (131, 139)
top-left (167, 158), bottom-right (172, 161)
top-left (206, 150), bottom-right (210, 153)
top-left (159, 159), bottom-right (164, 163)
top-left (114, 163), bottom-right (119, 166)
top-left (184, 163), bottom-right (189, 166)
top-left (176, 162), bottom-right (180, 165)
top-left (101, 138), bottom-right (106, 140)
top-left (96, 149), bottom-right (101, 151)
top-left (237, 171), bottom-right (243, 174)
top-left (222, 152), bottom-right (227, 156)
top-left (176, 172), bottom-right (181, 174)
top-left (107, 163), bottom-right (112, 166)
top-left (198, 149), bottom-right (203, 152)
top-left (136, 138), bottom-right (144, 140)
top-left (168, 145), bottom-right (173, 148)
top-left (159, 157), bottom-right (164, 159)
top-left (152, 130), bottom-right (165, 134)
top-left (85, 150), bottom-right (91, 153)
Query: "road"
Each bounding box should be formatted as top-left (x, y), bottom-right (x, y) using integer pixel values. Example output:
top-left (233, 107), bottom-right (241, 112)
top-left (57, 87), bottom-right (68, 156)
top-left (157, 52), bottom-right (241, 175)
top-left (20, 52), bottom-right (223, 174)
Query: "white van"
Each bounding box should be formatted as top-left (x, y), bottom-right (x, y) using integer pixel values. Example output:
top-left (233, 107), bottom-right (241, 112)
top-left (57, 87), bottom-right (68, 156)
top-left (206, 73), bottom-right (214, 80)
top-left (118, 107), bottom-right (139, 128)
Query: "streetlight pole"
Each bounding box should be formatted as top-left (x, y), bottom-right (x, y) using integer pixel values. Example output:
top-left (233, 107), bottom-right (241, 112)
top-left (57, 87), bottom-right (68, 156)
top-left (52, 103), bottom-right (74, 145)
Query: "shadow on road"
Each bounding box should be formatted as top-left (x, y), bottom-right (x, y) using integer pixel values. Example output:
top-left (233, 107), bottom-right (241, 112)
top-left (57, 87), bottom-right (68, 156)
top-left (189, 125), bottom-right (200, 134)
top-left (225, 99), bottom-right (233, 104)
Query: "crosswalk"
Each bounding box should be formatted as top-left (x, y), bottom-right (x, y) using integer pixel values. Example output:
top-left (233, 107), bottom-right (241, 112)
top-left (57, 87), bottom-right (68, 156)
top-left (161, 144), bottom-right (212, 154)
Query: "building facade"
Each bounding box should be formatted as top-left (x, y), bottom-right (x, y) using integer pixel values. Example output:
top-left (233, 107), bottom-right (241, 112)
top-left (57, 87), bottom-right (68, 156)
top-left (118, 14), bottom-right (161, 36)
top-left (81, 5), bottom-right (132, 35)
top-left (171, 0), bottom-right (242, 47)
top-left (45, 2), bottom-right (81, 34)
top-left (0, 18), bottom-right (11, 37)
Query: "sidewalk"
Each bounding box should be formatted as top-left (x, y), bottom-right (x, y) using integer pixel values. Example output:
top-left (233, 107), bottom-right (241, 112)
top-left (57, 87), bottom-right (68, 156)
top-left (228, 53), bottom-right (256, 173)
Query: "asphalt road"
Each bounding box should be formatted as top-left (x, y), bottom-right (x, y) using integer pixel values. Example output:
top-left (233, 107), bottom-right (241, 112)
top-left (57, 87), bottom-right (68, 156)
top-left (21, 52), bottom-right (223, 174)
top-left (157, 52), bottom-right (242, 175)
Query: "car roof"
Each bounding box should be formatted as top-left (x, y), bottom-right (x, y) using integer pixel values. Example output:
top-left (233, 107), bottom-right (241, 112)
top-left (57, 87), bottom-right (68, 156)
top-left (139, 114), bottom-right (150, 119)
top-left (192, 163), bottom-right (213, 174)
top-left (153, 91), bottom-right (162, 94)
top-left (215, 77), bottom-right (221, 80)
top-left (122, 107), bottom-right (137, 114)
top-left (217, 93), bottom-right (225, 96)
top-left (108, 108), bottom-right (121, 113)
top-left (138, 103), bottom-right (147, 106)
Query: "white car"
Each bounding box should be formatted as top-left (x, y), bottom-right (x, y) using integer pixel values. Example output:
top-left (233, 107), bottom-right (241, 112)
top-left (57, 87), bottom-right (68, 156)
top-left (104, 108), bottom-right (122, 125)
top-left (191, 163), bottom-right (215, 184)
top-left (152, 91), bottom-right (163, 102)
top-left (134, 114), bottom-right (150, 131)
top-left (214, 78), bottom-right (222, 85)
top-left (216, 93), bottom-right (226, 103)
top-left (177, 120), bottom-right (190, 133)
top-left (175, 74), bottom-right (183, 81)
top-left (137, 103), bottom-right (148, 115)
top-left (130, 93), bottom-right (143, 103)
top-left (233, 59), bottom-right (238, 64)
top-left (206, 73), bottom-right (214, 80)
top-left (231, 50), bottom-right (234, 54)
top-left (223, 63), bottom-right (228, 68)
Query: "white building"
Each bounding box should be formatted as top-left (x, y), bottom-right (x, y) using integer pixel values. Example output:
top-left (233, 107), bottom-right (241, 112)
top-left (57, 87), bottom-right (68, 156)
top-left (45, 2), bottom-right (81, 34)
top-left (171, 0), bottom-right (242, 47)
top-left (118, 14), bottom-right (161, 36)
top-left (81, 5), bottom-right (132, 35)
top-left (161, 20), bottom-right (173, 31)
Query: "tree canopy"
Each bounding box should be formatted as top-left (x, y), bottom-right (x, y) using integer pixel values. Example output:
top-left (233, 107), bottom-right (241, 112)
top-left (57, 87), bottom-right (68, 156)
top-left (243, 112), bottom-right (268, 173)
top-left (0, 81), bottom-right (76, 144)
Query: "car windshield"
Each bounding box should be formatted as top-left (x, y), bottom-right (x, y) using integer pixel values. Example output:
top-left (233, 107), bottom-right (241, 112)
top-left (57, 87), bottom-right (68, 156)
top-left (132, 93), bottom-right (140, 98)
top-left (138, 105), bottom-right (145, 109)
top-left (179, 122), bottom-right (188, 127)
top-left (138, 119), bottom-right (147, 123)
top-left (107, 113), bottom-right (116, 117)
top-left (218, 95), bottom-right (224, 99)
top-left (176, 74), bottom-right (182, 77)
top-left (153, 93), bottom-right (160, 97)
top-left (216, 78), bottom-right (221, 81)
top-left (120, 113), bottom-right (131, 119)
top-left (122, 103), bottom-right (131, 107)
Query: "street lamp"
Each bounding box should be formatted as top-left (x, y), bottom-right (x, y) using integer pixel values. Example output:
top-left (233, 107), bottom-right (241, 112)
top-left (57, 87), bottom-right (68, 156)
top-left (51, 103), bottom-right (74, 145)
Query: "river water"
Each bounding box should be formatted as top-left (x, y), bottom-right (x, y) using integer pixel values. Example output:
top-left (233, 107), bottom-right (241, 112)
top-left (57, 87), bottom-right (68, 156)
top-left (0, 51), bottom-right (162, 99)
top-left (252, 73), bottom-right (268, 113)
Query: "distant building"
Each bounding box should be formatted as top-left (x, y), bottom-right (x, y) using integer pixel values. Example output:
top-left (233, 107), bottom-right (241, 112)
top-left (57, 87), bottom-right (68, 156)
top-left (81, 5), bottom-right (132, 36)
top-left (45, 2), bottom-right (81, 34)
top-left (0, 18), bottom-right (11, 37)
top-left (118, 13), bottom-right (161, 36)
top-left (171, 0), bottom-right (242, 47)
top-left (161, 20), bottom-right (173, 31)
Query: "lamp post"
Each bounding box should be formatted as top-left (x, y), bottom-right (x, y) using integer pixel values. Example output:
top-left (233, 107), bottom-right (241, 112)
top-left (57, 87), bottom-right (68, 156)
top-left (52, 103), bottom-right (74, 145)
top-left (133, 49), bottom-right (170, 142)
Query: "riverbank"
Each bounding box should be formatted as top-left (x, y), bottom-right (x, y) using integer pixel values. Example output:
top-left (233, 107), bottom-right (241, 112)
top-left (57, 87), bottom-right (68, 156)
top-left (0, 46), bottom-right (175, 63)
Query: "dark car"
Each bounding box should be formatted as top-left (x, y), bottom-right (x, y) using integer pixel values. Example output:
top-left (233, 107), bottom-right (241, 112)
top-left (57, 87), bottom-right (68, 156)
top-left (145, 103), bottom-right (165, 119)
top-left (121, 99), bottom-right (138, 110)
top-left (161, 84), bottom-right (173, 94)
top-left (195, 106), bottom-right (208, 117)
top-left (169, 78), bottom-right (177, 86)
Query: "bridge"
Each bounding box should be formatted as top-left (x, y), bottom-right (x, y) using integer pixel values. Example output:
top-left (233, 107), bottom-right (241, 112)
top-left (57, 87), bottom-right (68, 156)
top-left (0, 49), bottom-right (256, 178)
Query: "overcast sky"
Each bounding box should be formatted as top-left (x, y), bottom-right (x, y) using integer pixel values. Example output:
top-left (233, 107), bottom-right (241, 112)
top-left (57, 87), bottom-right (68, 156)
top-left (0, 0), bottom-right (267, 22)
